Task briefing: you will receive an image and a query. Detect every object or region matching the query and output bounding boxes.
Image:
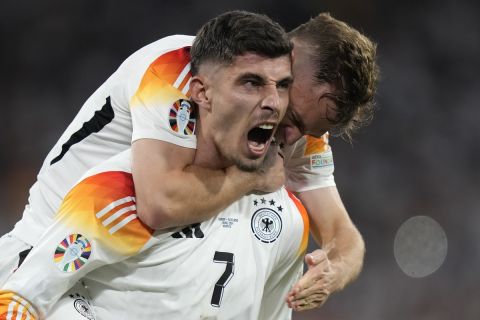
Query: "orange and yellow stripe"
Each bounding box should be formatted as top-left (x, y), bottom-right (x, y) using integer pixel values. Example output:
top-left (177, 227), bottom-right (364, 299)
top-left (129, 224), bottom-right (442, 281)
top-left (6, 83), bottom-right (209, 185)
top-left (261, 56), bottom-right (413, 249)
top-left (57, 171), bottom-right (153, 257)
top-left (0, 291), bottom-right (37, 320)
top-left (287, 191), bottom-right (310, 257)
top-left (303, 134), bottom-right (329, 156)
top-left (130, 47), bottom-right (192, 108)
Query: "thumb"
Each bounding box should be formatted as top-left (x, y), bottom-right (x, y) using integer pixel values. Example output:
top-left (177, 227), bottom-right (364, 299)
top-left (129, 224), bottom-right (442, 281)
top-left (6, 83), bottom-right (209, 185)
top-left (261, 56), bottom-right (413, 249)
top-left (304, 249), bottom-right (328, 268)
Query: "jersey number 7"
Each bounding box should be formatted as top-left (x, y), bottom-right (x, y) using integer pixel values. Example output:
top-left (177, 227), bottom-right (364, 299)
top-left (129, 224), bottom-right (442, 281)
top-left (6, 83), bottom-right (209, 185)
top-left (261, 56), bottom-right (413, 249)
top-left (211, 251), bottom-right (235, 307)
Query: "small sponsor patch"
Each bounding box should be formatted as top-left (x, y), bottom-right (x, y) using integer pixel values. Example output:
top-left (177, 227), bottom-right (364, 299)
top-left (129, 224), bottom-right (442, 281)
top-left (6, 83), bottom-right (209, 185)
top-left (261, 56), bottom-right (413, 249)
top-left (169, 99), bottom-right (196, 135)
top-left (310, 151), bottom-right (334, 170)
top-left (54, 234), bottom-right (91, 272)
top-left (251, 197), bottom-right (283, 243)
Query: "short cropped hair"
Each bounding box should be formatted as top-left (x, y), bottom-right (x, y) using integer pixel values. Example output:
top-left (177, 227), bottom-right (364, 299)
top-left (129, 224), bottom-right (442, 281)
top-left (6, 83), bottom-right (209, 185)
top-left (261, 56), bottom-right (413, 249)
top-left (290, 13), bottom-right (379, 139)
top-left (190, 11), bottom-right (293, 75)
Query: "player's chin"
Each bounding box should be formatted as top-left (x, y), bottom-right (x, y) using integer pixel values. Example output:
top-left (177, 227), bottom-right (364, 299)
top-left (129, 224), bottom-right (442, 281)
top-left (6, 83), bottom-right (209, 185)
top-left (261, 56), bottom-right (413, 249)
top-left (233, 155), bottom-right (264, 173)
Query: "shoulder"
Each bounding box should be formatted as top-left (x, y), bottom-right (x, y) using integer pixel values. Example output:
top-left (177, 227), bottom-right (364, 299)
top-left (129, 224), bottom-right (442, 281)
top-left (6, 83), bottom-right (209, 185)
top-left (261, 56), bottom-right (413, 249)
top-left (121, 35), bottom-right (194, 71)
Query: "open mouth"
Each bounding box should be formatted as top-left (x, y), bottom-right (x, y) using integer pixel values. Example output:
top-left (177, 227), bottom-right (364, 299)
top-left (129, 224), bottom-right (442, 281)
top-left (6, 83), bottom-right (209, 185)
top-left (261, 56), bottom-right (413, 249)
top-left (247, 123), bottom-right (275, 156)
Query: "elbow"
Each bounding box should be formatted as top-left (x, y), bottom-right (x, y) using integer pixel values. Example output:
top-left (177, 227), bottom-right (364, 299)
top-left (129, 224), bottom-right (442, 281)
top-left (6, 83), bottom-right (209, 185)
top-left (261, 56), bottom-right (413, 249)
top-left (354, 225), bottom-right (366, 258)
top-left (345, 222), bottom-right (366, 260)
top-left (136, 196), bottom-right (179, 230)
top-left (349, 224), bottom-right (366, 273)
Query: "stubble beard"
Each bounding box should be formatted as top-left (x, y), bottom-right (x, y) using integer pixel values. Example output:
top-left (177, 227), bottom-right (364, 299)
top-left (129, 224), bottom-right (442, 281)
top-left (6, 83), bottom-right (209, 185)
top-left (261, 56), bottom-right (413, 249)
top-left (232, 157), bottom-right (262, 173)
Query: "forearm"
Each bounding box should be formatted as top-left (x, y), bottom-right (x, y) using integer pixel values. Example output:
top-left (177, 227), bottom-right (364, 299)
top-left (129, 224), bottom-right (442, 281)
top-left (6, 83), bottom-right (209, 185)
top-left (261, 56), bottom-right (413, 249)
top-left (132, 139), bottom-right (284, 230)
top-left (309, 215), bottom-right (365, 290)
top-left (298, 186), bottom-right (365, 292)
top-left (135, 165), bottom-right (256, 229)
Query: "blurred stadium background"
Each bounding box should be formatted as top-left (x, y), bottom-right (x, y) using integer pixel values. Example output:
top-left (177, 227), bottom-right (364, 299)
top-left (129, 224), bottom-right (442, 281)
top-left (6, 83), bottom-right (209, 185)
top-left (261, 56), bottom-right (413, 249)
top-left (1, 0), bottom-right (479, 319)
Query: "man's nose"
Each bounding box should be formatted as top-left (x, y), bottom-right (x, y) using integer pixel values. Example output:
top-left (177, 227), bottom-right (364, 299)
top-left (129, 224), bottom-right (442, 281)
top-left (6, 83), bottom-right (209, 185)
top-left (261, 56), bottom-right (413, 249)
top-left (260, 85), bottom-right (283, 117)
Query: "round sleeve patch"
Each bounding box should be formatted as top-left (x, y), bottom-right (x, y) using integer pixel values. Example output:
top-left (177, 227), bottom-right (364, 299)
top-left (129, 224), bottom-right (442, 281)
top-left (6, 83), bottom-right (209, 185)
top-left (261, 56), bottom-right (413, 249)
top-left (54, 234), bottom-right (92, 272)
top-left (169, 99), bottom-right (196, 135)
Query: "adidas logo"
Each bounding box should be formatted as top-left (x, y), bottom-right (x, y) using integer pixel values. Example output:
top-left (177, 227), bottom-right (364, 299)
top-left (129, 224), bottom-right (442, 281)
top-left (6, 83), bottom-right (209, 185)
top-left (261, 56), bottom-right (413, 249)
top-left (171, 223), bottom-right (204, 238)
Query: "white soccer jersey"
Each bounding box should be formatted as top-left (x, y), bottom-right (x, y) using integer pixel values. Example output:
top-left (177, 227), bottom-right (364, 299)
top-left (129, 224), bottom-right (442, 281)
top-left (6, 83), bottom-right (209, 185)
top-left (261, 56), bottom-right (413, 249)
top-left (0, 150), bottom-right (309, 320)
top-left (12, 35), bottom-right (197, 246)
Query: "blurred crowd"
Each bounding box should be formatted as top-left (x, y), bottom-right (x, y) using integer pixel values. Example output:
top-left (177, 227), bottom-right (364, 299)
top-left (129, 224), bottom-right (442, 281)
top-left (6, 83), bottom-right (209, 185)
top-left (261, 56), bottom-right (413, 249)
top-left (1, 0), bottom-right (479, 319)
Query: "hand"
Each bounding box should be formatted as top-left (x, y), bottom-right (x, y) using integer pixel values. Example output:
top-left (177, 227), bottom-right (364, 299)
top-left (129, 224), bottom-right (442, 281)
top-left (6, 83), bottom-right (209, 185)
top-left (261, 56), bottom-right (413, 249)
top-left (225, 144), bottom-right (284, 194)
top-left (253, 144), bottom-right (285, 193)
top-left (286, 249), bottom-right (335, 311)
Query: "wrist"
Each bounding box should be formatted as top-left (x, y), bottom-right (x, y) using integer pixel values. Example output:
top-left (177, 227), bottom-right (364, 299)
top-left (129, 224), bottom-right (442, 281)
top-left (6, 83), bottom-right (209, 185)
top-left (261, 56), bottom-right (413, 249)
top-left (329, 257), bottom-right (355, 291)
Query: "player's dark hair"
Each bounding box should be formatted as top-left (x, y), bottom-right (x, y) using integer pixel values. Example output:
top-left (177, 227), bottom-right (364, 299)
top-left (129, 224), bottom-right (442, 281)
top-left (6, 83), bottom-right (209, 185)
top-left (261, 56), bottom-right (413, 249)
top-left (289, 13), bottom-right (380, 140)
top-left (190, 11), bottom-right (293, 75)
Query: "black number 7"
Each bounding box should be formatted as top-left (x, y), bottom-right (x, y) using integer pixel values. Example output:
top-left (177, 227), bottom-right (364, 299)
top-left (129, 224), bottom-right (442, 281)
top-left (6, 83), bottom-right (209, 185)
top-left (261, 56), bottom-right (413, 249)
top-left (211, 251), bottom-right (235, 307)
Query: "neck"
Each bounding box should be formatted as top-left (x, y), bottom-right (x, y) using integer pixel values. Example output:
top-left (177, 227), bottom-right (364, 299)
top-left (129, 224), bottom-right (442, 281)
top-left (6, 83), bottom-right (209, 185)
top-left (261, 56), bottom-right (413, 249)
top-left (193, 120), bottom-right (229, 170)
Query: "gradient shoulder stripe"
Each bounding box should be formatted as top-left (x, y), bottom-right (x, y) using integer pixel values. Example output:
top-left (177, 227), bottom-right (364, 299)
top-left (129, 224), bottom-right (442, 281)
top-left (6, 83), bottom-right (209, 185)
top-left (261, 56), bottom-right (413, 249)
top-left (0, 291), bottom-right (37, 320)
top-left (303, 133), bottom-right (330, 156)
top-left (57, 171), bottom-right (154, 257)
top-left (131, 47), bottom-right (192, 107)
top-left (287, 191), bottom-right (310, 257)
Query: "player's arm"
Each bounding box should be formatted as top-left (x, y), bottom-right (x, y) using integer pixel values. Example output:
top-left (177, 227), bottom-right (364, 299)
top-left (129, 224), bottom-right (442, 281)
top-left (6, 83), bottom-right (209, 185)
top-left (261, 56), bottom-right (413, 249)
top-left (0, 161), bottom-right (155, 319)
top-left (132, 139), bottom-right (283, 229)
top-left (282, 135), bottom-right (365, 311)
top-left (286, 186), bottom-right (365, 311)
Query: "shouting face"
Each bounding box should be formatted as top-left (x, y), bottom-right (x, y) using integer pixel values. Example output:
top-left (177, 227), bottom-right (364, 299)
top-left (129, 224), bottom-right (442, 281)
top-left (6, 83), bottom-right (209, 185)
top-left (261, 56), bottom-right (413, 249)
top-left (192, 52), bottom-right (292, 171)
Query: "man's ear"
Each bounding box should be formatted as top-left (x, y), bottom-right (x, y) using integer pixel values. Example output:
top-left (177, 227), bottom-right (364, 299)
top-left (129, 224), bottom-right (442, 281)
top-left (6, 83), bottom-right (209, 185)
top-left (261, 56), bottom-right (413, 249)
top-left (190, 75), bottom-right (211, 111)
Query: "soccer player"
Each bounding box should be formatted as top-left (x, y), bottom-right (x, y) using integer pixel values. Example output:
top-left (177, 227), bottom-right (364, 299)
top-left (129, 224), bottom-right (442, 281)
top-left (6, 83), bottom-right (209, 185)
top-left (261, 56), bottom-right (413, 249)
top-left (0, 11), bottom-right (303, 319)
top-left (283, 13), bottom-right (378, 310)
top-left (0, 10), bottom-right (378, 312)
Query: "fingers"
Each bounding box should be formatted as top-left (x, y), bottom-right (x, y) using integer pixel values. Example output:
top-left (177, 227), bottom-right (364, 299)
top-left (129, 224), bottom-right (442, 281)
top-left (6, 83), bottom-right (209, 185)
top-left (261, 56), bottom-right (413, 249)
top-left (285, 250), bottom-right (334, 311)
top-left (288, 266), bottom-right (334, 300)
top-left (291, 276), bottom-right (333, 301)
top-left (286, 275), bottom-right (332, 311)
top-left (298, 253), bottom-right (332, 293)
top-left (290, 291), bottom-right (330, 311)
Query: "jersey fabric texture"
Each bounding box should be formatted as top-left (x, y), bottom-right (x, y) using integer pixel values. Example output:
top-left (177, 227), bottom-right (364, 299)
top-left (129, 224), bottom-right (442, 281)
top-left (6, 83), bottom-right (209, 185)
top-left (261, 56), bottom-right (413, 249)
top-left (0, 150), bottom-right (309, 320)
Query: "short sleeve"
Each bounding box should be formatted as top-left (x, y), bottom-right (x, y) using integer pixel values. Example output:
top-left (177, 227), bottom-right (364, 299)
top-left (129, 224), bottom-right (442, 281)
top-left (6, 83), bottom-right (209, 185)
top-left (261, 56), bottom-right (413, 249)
top-left (129, 46), bottom-right (197, 149)
top-left (0, 159), bottom-right (154, 318)
top-left (283, 134), bottom-right (336, 192)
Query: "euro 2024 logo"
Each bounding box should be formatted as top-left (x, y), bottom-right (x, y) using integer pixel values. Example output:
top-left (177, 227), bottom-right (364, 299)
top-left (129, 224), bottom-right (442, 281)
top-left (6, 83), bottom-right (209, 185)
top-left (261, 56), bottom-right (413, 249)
top-left (169, 99), bottom-right (196, 135)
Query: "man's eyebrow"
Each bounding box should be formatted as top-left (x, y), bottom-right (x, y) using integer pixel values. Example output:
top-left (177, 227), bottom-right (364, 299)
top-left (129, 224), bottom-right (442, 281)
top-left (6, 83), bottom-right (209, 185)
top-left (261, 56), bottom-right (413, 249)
top-left (237, 73), bottom-right (266, 83)
top-left (237, 73), bottom-right (293, 85)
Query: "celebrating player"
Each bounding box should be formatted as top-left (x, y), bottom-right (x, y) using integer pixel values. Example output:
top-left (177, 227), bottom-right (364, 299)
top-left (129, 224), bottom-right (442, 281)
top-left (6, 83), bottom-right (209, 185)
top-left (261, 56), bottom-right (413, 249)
top-left (283, 13), bottom-right (378, 310)
top-left (0, 9), bottom-right (378, 314)
top-left (0, 11), bottom-right (303, 319)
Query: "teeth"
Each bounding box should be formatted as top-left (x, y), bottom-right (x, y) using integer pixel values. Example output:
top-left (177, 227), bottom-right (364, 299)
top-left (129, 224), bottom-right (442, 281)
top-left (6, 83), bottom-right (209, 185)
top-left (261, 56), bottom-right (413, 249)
top-left (258, 124), bottom-right (274, 130)
top-left (249, 141), bottom-right (264, 147)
